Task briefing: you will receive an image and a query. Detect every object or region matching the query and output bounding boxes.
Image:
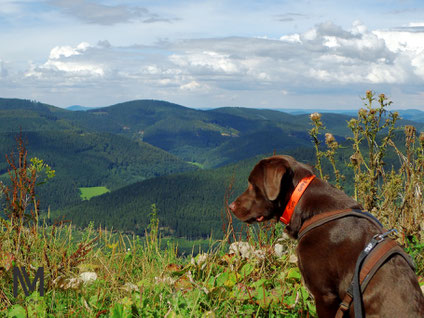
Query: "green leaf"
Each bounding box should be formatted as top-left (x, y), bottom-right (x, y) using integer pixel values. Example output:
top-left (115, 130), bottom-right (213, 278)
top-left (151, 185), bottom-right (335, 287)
top-left (216, 272), bottom-right (229, 287)
top-left (239, 263), bottom-right (254, 277)
top-left (8, 305), bottom-right (26, 318)
top-left (284, 293), bottom-right (296, 306)
top-left (225, 272), bottom-right (237, 288)
top-left (252, 278), bottom-right (268, 288)
top-left (110, 304), bottom-right (124, 318)
top-left (299, 286), bottom-right (309, 300)
top-left (254, 287), bottom-right (272, 309)
top-left (287, 268), bottom-right (301, 281)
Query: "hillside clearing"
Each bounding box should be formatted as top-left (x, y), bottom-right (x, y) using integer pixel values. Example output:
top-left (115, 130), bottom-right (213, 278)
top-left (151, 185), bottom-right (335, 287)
top-left (79, 186), bottom-right (110, 200)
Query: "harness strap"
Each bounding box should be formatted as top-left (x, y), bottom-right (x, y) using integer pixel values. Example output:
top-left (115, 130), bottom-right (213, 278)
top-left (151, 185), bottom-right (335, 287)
top-left (298, 209), bottom-right (384, 241)
top-left (335, 238), bottom-right (414, 317)
top-left (360, 240), bottom-right (414, 290)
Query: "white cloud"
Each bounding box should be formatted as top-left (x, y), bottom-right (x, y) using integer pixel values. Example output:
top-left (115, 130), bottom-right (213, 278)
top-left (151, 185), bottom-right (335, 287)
top-left (3, 20), bottom-right (424, 108)
top-left (48, 0), bottom-right (175, 25)
top-left (24, 42), bottom-right (104, 78)
top-left (180, 80), bottom-right (201, 91)
top-left (170, 51), bottom-right (241, 74)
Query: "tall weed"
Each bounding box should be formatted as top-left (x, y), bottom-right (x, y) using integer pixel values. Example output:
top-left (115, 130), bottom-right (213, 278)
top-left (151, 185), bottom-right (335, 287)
top-left (309, 91), bottom-right (424, 274)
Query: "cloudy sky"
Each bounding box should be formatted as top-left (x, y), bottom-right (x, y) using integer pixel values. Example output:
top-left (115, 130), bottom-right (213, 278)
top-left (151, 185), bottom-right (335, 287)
top-left (1, 0), bottom-right (424, 109)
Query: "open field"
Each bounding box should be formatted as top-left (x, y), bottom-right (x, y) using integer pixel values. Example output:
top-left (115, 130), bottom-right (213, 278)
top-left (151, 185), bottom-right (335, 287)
top-left (79, 186), bottom-right (110, 200)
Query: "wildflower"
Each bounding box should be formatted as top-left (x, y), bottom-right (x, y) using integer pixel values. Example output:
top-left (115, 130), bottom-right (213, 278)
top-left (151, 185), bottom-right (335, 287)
top-left (325, 133), bottom-right (336, 145)
top-left (350, 153), bottom-right (361, 166)
top-left (419, 132), bottom-right (424, 146)
top-left (348, 118), bottom-right (358, 129)
top-left (310, 112), bottom-right (321, 122)
top-left (405, 125), bottom-right (416, 138)
top-left (392, 111), bottom-right (399, 120)
top-left (366, 90), bottom-right (373, 99)
top-left (358, 108), bottom-right (368, 119)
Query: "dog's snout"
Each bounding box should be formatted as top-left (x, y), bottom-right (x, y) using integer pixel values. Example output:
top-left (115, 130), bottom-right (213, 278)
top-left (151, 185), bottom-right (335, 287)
top-left (229, 201), bottom-right (236, 212)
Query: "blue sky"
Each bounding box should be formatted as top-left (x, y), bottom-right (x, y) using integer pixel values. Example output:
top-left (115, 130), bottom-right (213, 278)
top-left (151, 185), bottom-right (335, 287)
top-left (1, 0), bottom-right (424, 110)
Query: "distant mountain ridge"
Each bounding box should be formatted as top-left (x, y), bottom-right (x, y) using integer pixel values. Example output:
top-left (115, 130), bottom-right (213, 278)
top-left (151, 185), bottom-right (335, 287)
top-left (1, 97), bottom-right (422, 168)
top-left (276, 107), bottom-right (424, 122)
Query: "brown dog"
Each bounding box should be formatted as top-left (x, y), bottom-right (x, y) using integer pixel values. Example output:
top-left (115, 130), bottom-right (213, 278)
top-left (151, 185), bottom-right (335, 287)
top-left (229, 155), bottom-right (424, 317)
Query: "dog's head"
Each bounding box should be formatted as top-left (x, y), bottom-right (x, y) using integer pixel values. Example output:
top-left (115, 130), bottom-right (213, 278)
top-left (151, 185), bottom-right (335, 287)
top-left (229, 155), bottom-right (314, 224)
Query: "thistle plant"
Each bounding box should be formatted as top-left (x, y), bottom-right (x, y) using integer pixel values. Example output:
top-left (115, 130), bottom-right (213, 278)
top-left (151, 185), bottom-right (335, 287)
top-left (346, 91), bottom-right (398, 211)
top-left (309, 112), bottom-right (344, 188)
top-left (309, 112), bottom-right (325, 180)
top-left (324, 133), bottom-right (344, 189)
top-left (311, 91), bottom-right (423, 249)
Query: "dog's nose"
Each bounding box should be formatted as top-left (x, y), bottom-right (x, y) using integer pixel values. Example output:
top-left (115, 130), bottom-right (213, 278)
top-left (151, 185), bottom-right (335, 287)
top-left (229, 202), bottom-right (236, 212)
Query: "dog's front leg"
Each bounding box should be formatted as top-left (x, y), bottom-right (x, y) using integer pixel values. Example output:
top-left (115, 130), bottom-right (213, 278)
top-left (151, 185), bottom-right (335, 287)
top-left (314, 293), bottom-right (341, 318)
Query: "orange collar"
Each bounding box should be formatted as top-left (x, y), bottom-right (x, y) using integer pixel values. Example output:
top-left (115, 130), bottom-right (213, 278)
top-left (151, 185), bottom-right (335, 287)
top-left (279, 175), bottom-right (316, 225)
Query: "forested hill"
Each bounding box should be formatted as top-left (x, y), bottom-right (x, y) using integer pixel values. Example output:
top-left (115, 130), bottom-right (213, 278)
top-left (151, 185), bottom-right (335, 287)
top-left (1, 98), bottom-right (422, 168)
top-left (0, 129), bottom-right (197, 209)
top-left (2, 97), bottom-right (424, 233)
top-left (60, 146), bottom-right (340, 239)
top-left (60, 128), bottom-right (416, 239)
top-left (60, 153), bottom-right (270, 238)
top-left (0, 98), bottom-right (353, 169)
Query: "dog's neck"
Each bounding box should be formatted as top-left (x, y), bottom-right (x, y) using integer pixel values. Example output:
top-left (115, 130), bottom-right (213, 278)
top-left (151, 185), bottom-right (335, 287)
top-left (283, 177), bottom-right (362, 239)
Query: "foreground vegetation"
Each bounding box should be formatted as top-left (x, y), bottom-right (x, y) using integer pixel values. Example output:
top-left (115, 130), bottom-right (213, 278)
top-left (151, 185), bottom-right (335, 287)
top-left (1, 91), bottom-right (423, 317)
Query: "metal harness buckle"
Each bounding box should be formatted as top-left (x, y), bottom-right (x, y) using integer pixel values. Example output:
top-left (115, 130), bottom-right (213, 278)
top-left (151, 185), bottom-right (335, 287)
top-left (373, 229), bottom-right (398, 243)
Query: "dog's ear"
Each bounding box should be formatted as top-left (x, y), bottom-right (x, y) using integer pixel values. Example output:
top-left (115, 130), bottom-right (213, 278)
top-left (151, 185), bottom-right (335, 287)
top-left (263, 163), bottom-right (287, 201)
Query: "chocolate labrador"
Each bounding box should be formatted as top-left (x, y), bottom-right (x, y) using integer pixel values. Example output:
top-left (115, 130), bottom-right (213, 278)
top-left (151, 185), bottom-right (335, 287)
top-left (229, 155), bottom-right (424, 317)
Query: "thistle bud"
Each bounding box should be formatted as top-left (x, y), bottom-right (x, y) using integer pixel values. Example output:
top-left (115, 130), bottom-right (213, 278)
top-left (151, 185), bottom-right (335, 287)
top-left (419, 132), bottom-right (424, 147)
top-left (348, 118), bottom-right (358, 129)
top-left (405, 125), bottom-right (416, 138)
top-left (358, 108), bottom-right (367, 118)
top-left (350, 153), bottom-right (361, 166)
top-left (392, 111), bottom-right (399, 120)
top-left (310, 112), bottom-right (321, 122)
top-left (366, 90), bottom-right (372, 99)
top-left (325, 133), bottom-right (336, 145)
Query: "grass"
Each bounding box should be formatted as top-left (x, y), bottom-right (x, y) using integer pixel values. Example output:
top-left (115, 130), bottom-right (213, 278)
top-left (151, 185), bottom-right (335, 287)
top-left (0, 214), bottom-right (316, 317)
top-left (79, 187), bottom-right (110, 200)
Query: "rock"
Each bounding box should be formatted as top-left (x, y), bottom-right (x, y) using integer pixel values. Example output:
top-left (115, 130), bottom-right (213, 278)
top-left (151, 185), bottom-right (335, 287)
top-left (79, 272), bottom-right (97, 284)
top-left (191, 253), bottom-right (208, 268)
top-left (53, 272), bottom-right (97, 290)
top-left (289, 254), bottom-right (298, 264)
top-left (155, 276), bottom-right (176, 285)
top-left (421, 285), bottom-right (424, 295)
top-left (274, 243), bottom-right (286, 258)
top-left (254, 249), bottom-right (266, 260)
top-left (53, 276), bottom-right (82, 290)
top-left (122, 282), bottom-right (138, 292)
top-left (229, 242), bottom-right (255, 259)
top-left (276, 232), bottom-right (290, 242)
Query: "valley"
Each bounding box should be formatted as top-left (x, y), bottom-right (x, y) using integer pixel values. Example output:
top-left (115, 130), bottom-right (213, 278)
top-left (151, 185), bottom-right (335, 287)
top-left (1, 97), bottom-right (423, 239)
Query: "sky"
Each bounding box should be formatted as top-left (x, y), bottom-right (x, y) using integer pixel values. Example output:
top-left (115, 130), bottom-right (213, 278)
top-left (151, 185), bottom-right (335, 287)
top-left (1, 0), bottom-right (424, 110)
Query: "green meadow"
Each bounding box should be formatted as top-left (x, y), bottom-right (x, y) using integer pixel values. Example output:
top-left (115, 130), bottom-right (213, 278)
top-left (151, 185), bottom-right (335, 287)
top-left (79, 186), bottom-right (110, 200)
